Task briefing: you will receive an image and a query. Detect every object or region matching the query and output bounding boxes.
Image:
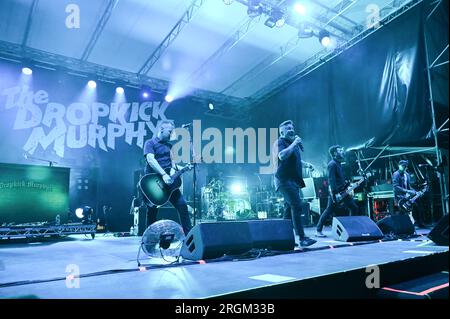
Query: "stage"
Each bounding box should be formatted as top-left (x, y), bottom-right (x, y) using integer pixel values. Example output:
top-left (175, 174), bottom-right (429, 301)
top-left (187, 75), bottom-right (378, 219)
top-left (0, 227), bottom-right (448, 299)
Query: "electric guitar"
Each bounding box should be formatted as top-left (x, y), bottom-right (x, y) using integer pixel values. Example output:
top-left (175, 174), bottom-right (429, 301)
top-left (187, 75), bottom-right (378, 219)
top-left (139, 164), bottom-right (193, 206)
top-left (330, 172), bottom-right (372, 204)
top-left (398, 184), bottom-right (429, 213)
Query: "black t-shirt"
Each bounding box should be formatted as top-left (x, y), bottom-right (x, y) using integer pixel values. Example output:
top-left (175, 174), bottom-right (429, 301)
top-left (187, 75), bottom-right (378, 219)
top-left (327, 159), bottom-right (347, 193)
top-left (273, 137), bottom-right (305, 190)
top-left (143, 136), bottom-right (173, 174)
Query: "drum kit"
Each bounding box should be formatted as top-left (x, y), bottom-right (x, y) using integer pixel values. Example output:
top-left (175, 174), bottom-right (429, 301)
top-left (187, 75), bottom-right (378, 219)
top-left (201, 178), bottom-right (284, 221)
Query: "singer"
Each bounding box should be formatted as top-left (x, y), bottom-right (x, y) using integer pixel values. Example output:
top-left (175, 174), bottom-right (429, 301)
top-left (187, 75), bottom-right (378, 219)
top-left (272, 120), bottom-right (316, 247)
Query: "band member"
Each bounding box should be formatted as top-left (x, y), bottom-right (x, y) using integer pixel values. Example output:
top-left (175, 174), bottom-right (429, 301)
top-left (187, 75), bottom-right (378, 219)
top-left (392, 160), bottom-right (426, 228)
top-left (315, 145), bottom-right (358, 237)
top-left (273, 120), bottom-right (316, 247)
top-left (143, 120), bottom-right (193, 234)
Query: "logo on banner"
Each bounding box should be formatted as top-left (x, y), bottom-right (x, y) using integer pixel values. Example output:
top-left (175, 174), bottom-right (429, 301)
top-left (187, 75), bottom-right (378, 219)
top-left (2, 85), bottom-right (279, 174)
top-left (1, 85), bottom-right (167, 157)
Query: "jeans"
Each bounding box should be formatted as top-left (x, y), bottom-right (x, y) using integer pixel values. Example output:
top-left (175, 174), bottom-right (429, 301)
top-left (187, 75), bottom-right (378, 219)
top-left (145, 189), bottom-right (192, 235)
top-left (316, 195), bottom-right (359, 232)
top-left (278, 183), bottom-right (307, 239)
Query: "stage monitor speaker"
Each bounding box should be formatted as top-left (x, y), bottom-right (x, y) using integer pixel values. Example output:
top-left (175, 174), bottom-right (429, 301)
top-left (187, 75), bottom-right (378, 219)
top-left (247, 219), bottom-right (295, 251)
top-left (180, 221), bottom-right (253, 261)
top-left (376, 214), bottom-right (414, 236)
top-left (428, 214), bottom-right (449, 246)
top-left (332, 216), bottom-right (384, 242)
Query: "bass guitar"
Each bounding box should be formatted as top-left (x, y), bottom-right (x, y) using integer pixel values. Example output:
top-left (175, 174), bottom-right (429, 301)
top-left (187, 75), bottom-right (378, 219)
top-left (330, 172), bottom-right (372, 204)
top-left (398, 184), bottom-right (428, 213)
top-left (139, 164), bottom-right (193, 206)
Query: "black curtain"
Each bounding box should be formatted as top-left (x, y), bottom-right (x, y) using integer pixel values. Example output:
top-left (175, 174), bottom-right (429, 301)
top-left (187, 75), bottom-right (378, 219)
top-left (250, 4), bottom-right (434, 169)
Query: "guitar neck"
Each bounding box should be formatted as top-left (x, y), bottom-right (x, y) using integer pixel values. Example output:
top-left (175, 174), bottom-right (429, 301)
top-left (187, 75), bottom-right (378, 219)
top-left (171, 166), bottom-right (189, 180)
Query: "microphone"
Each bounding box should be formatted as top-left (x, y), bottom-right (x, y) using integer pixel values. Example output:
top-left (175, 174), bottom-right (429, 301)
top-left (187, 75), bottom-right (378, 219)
top-left (294, 135), bottom-right (304, 152)
top-left (181, 123), bottom-right (191, 128)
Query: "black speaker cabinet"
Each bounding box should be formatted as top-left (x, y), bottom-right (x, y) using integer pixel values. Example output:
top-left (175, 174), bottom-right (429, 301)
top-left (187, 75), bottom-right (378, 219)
top-left (428, 214), bottom-right (449, 246)
top-left (376, 214), bottom-right (415, 236)
top-left (332, 216), bottom-right (384, 242)
top-left (247, 219), bottom-right (295, 251)
top-left (180, 221), bottom-right (253, 260)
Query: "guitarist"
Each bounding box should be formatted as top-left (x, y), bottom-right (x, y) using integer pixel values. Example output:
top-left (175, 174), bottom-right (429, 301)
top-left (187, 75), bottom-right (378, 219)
top-left (315, 145), bottom-right (358, 237)
top-left (142, 119), bottom-right (193, 235)
top-left (392, 160), bottom-right (426, 228)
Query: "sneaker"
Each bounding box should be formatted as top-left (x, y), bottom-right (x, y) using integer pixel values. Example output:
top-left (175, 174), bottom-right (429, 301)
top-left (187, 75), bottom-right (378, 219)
top-left (315, 231), bottom-right (326, 238)
top-left (300, 237), bottom-right (317, 247)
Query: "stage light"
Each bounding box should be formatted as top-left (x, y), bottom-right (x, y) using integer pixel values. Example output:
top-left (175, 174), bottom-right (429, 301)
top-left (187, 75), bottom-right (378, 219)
top-left (165, 95), bottom-right (174, 103)
top-left (223, 0), bottom-right (234, 4)
top-left (319, 30), bottom-right (331, 47)
top-left (75, 206), bottom-right (94, 224)
top-left (298, 22), bottom-right (313, 38)
top-left (88, 80), bottom-right (97, 89)
top-left (208, 102), bottom-right (214, 110)
top-left (75, 208), bottom-right (84, 219)
top-left (230, 183), bottom-right (243, 194)
top-left (247, 0), bottom-right (262, 18)
top-left (22, 67), bottom-right (33, 75)
top-left (264, 8), bottom-right (285, 28)
top-left (116, 86), bottom-right (124, 94)
top-left (142, 92), bottom-right (149, 98)
top-left (294, 2), bottom-right (307, 15)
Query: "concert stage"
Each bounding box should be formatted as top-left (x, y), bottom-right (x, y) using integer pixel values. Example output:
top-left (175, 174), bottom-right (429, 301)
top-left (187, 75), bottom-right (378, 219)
top-left (0, 227), bottom-right (448, 299)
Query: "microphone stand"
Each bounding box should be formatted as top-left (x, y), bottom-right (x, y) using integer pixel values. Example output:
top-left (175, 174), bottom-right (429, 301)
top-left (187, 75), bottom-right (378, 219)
top-left (24, 153), bottom-right (57, 167)
top-left (187, 125), bottom-right (198, 226)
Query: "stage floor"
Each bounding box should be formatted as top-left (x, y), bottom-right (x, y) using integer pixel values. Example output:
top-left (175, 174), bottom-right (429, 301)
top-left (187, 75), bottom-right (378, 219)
top-left (0, 227), bottom-right (448, 299)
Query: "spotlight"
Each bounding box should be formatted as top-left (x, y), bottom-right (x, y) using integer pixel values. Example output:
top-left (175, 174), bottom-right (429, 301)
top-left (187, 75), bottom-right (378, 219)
top-left (223, 0), bottom-right (234, 4)
top-left (319, 30), bottom-right (331, 47)
top-left (116, 86), bottom-right (124, 94)
top-left (208, 102), bottom-right (214, 110)
top-left (75, 206), bottom-right (94, 224)
top-left (264, 8), bottom-right (285, 28)
top-left (141, 85), bottom-right (151, 99)
top-left (88, 80), bottom-right (97, 88)
top-left (230, 183), bottom-right (243, 194)
top-left (22, 67), bottom-right (33, 75)
top-left (75, 208), bottom-right (84, 219)
top-left (247, 0), bottom-right (262, 18)
top-left (298, 22), bottom-right (313, 38)
top-left (294, 2), bottom-right (307, 15)
top-left (165, 95), bottom-right (174, 103)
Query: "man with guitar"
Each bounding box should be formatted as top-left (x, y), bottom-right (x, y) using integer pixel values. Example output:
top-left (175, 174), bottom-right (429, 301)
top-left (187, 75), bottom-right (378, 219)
top-left (141, 119), bottom-right (193, 235)
top-left (392, 160), bottom-right (426, 228)
top-left (315, 145), bottom-right (359, 237)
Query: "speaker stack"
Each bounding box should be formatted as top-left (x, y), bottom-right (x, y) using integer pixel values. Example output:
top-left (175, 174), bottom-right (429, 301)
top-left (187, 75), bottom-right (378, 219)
top-left (180, 219), bottom-right (295, 261)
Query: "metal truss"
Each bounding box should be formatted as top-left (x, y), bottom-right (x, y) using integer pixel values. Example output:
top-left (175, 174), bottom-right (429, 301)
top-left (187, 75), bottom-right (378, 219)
top-left (0, 223), bottom-right (96, 239)
top-left (249, 0), bottom-right (423, 104)
top-left (222, 0), bottom-right (362, 96)
top-left (138, 0), bottom-right (207, 75)
top-left (21, 0), bottom-right (39, 47)
top-left (423, 0), bottom-right (449, 216)
top-left (0, 40), bottom-right (247, 109)
top-left (188, 16), bottom-right (262, 83)
top-left (81, 0), bottom-right (119, 61)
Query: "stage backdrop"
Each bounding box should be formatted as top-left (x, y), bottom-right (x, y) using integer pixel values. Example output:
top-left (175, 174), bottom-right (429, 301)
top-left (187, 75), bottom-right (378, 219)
top-left (0, 60), bottom-right (242, 230)
top-left (250, 3), bottom-right (447, 171)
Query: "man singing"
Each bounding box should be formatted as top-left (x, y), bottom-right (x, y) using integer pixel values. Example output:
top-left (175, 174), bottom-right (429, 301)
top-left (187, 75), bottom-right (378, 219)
top-left (142, 120), bottom-right (193, 235)
top-left (315, 145), bottom-right (359, 237)
top-left (273, 120), bottom-right (316, 247)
